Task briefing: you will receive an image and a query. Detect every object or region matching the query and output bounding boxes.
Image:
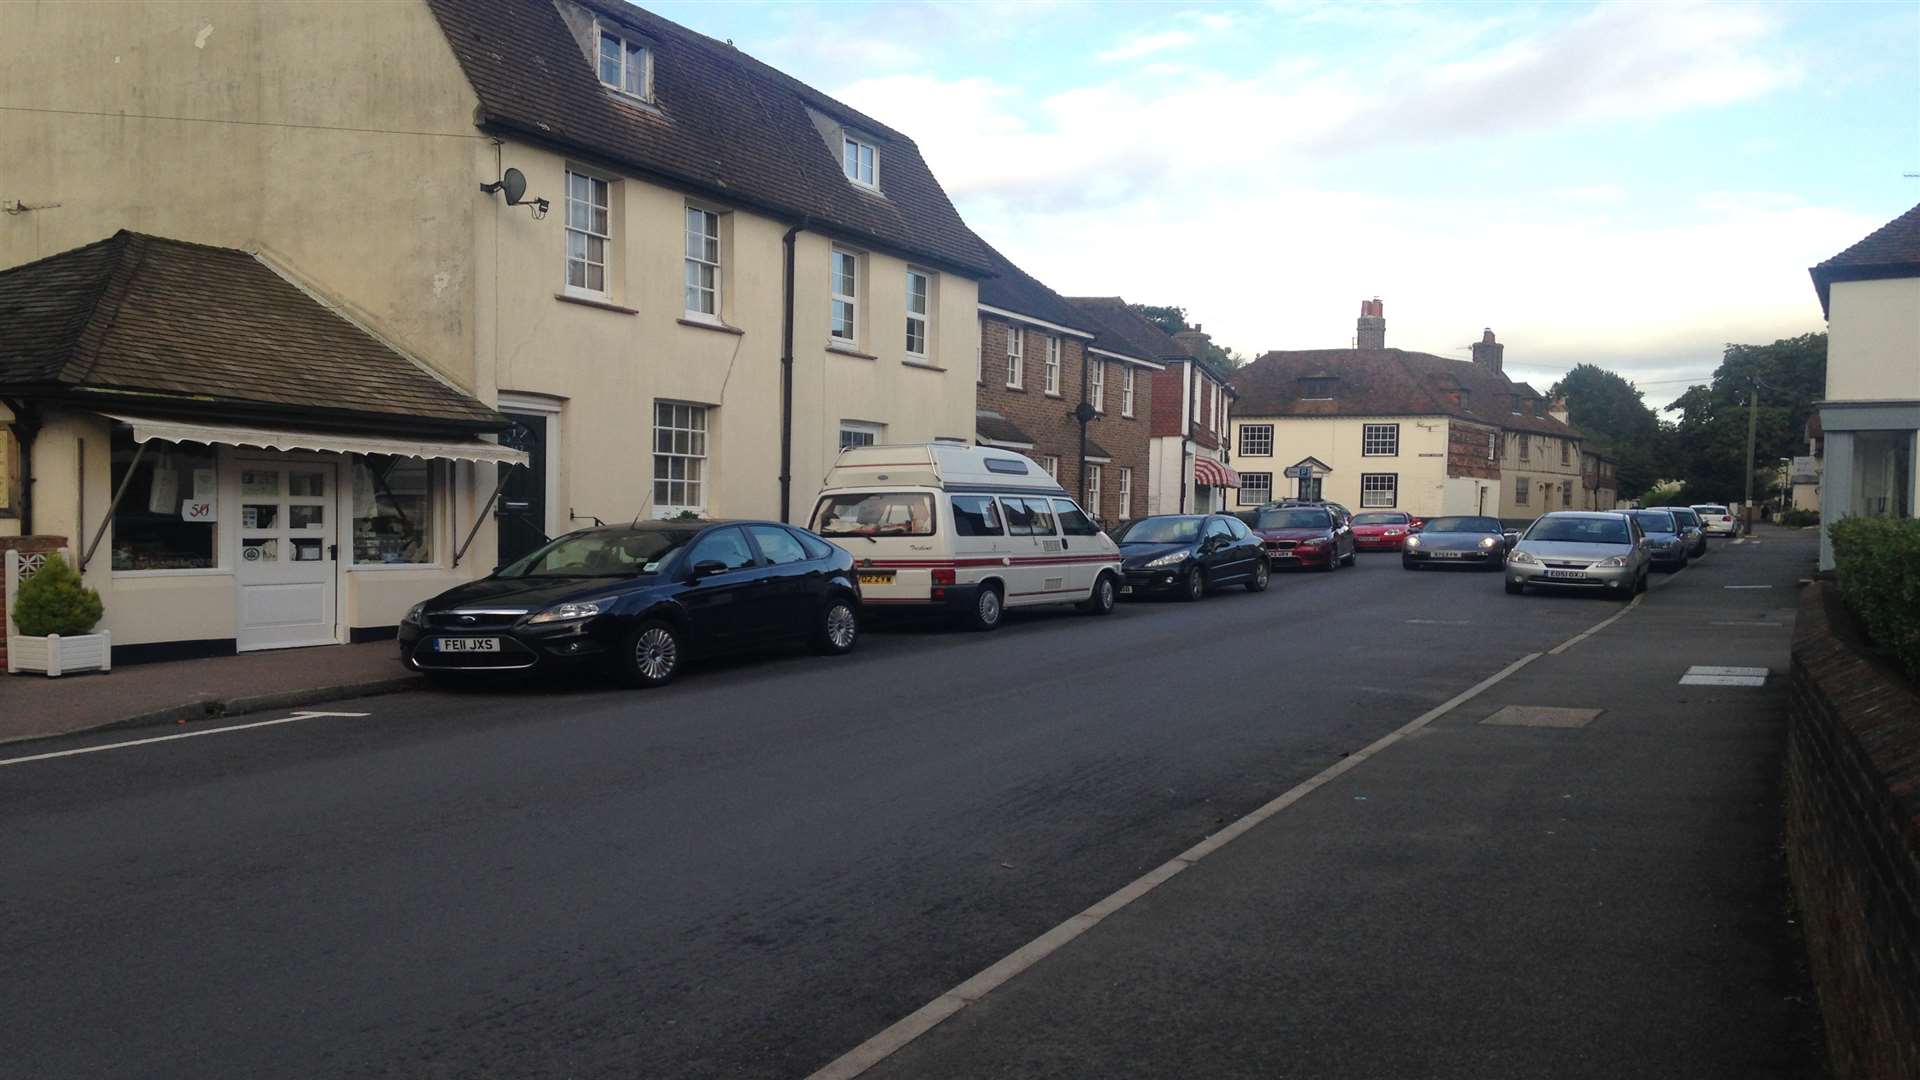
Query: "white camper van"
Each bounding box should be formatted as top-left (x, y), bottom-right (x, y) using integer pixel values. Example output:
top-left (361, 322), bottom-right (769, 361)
top-left (809, 443), bottom-right (1122, 629)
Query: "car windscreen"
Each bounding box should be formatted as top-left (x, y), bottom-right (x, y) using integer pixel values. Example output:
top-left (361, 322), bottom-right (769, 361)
top-left (811, 492), bottom-right (935, 537)
top-left (498, 530), bottom-right (693, 578)
top-left (1526, 517), bottom-right (1631, 545)
top-left (1116, 518), bottom-right (1201, 544)
top-left (1425, 516), bottom-right (1501, 534)
top-left (1254, 510), bottom-right (1329, 530)
top-left (1350, 513), bottom-right (1407, 525)
top-left (1629, 511), bottom-right (1676, 533)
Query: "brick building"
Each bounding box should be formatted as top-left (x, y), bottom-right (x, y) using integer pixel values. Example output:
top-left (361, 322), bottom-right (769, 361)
top-left (974, 246), bottom-right (1159, 525)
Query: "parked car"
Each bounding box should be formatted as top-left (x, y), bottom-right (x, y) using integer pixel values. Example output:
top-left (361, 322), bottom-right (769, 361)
top-left (1504, 511), bottom-right (1650, 596)
top-left (1114, 514), bottom-right (1269, 600)
top-left (1274, 498), bottom-right (1354, 525)
top-left (400, 521), bottom-right (861, 688)
top-left (1691, 503), bottom-right (1738, 537)
top-left (1628, 510), bottom-right (1691, 570)
top-left (1401, 515), bottom-right (1512, 570)
top-left (1246, 504), bottom-right (1355, 570)
top-left (1653, 506), bottom-right (1708, 557)
top-left (1349, 511), bottom-right (1422, 551)
top-left (811, 442), bottom-right (1119, 631)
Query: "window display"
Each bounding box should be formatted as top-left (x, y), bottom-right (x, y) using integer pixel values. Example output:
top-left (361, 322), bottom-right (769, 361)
top-left (353, 455), bottom-right (435, 564)
top-left (110, 429), bottom-right (218, 571)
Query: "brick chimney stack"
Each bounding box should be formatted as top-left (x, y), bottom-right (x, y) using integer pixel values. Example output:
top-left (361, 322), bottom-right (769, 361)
top-left (1356, 298), bottom-right (1385, 350)
top-left (1470, 328), bottom-right (1504, 374)
top-left (1172, 322), bottom-right (1211, 360)
top-left (1549, 395), bottom-right (1570, 424)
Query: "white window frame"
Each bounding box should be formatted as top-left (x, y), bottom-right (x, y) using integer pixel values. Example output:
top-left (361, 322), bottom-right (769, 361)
top-left (1040, 454), bottom-right (1058, 478)
top-left (1121, 366), bottom-right (1136, 417)
top-left (653, 401), bottom-right (708, 516)
top-left (1239, 423), bottom-right (1273, 457)
top-left (564, 169), bottom-right (612, 299)
top-left (596, 25), bottom-right (652, 101)
top-left (1514, 475), bottom-right (1530, 505)
top-left (839, 420), bottom-right (884, 450)
top-left (905, 270), bottom-right (931, 359)
top-left (1006, 325), bottom-right (1024, 389)
top-left (683, 205), bottom-right (721, 321)
top-left (1043, 336), bottom-right (1061, 395)
top-left (1362, 423), bottom-right (1399, 457)
top-left (1089, 360), bottom-right (1105, 413)
top-left (977, 317), bottom-right (986, 382)
top-left (1360, 472), bottom-right (1397, 508)
top-left (843, 136), bottom-right (878, 189)
top-left (1086, 464), bottom-right (1102, 517)
top-left (1238, 472), bottom-right (1273, 506)
top-left (830, 247), bottom-right (859, 344)
top-left (1116, 466), bottom-right (1132, 519)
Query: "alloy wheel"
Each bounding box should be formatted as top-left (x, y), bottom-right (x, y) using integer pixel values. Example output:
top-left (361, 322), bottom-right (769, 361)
top-left (978, 588), bottom-right (1002, 627)
top-left (825, 603), bottom-right (857, 649)
top-left (635, 626), bottom-right (678, 682)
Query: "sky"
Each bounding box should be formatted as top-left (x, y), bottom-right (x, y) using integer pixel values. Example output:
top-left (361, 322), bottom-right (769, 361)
top-left (652, 0), bottom-right (1919, 406)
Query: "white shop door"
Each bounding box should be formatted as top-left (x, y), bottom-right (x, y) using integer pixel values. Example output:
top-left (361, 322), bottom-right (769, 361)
top-left (236, 461), bottom-right (338, 650)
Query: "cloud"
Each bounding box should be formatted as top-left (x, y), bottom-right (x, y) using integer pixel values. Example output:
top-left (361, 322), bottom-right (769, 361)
top-left (1097, 29), bottom-right (1198, 62)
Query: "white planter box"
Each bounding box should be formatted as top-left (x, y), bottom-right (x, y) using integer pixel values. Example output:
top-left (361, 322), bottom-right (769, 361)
top-left (7, 631), bottom-right (111, 676)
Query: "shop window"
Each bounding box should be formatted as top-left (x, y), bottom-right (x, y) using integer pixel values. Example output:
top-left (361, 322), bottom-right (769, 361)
top-left (110, 429), bottom-right (218, 571)
top-left (353, 455), bottom-right (437, 565)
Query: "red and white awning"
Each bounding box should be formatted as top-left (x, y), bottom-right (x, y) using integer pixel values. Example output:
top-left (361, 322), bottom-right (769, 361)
top-left (1193, 456), bottom-right (1240, 488)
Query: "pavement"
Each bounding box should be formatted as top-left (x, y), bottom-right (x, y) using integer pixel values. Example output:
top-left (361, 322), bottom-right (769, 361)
top-left (0, 526), bottom-right (1822, 1079)
top-left (0, 639), bottom-right (417, 744)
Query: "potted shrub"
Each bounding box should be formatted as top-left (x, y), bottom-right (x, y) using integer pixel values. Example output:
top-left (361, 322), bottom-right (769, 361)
top-left (7, 554), bottom-right (109, 676)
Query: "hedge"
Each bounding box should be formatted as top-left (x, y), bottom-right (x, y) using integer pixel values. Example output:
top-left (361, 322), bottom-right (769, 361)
top-left (11, 554), bottom-right (104, 638)
top-left (1829, 516), bottom-right (1920, 682)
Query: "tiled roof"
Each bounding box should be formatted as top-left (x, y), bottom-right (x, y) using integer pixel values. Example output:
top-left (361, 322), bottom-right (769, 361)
top-left (1065, 297), bottom-right (1187, 365)
top-left (426, 0), bottom-right (991, 276)
top-left (1233, 348), bottom-right (1583, 439)
top-left (1084, 435), bottom-right (1114, 460)
top-left (1810, 200), bottom-right (1920, 314)
top-left (975, 410), bottom-right (1035, 446)
top-left (976, 242), bottom-right (1097, 337)
top-left (0, 231), bottom-right (504, 431)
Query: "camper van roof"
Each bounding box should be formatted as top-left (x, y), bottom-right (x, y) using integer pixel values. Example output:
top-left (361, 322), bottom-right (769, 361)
top-left (824, 442), bottom-right (1071, 496)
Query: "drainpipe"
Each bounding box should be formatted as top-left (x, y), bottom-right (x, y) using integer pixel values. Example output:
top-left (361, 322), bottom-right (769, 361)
top-left (779, 222), bottom-right (804, 523)
top-left (1077, 350), bottom-right (1091, 506)
top-left (5, 399), bottom-right (41, 535)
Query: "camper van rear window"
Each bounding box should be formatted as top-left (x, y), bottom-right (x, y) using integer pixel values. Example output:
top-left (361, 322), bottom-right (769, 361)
top-left (983, 458), bottom-right (1029, 475)
top-left (812, 492), bottom-right (936, 538)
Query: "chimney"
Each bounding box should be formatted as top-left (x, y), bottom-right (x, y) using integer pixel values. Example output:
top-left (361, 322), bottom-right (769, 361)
top-left (1470, 328), bottom-right (1504, 374)
top-left (1172, 322), bottom-right (1211, 360)
top-left (1355, 298), bottom-right (1385, 350)
top-left (1549, 395), bottom-right (1570, 424)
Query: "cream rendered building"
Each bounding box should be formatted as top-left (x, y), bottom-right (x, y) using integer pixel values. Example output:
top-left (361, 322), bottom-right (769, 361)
top-left (0, 0), bottom-right (988, 659)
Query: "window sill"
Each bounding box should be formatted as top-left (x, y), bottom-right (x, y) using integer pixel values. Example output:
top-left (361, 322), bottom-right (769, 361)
top-left (827, 343), bottom-right (878, 360)
top-left (1044, 390), bottom-right (1062, 399)
top-left (112, 568), bottom-right (232, 579)
top-left (347, 563), bottom-right (446, 572)
top-left (555, 293), bottom-right (638, 316)
top-left (901, 358), bottom-right (945, 372)
top-left (679, 317), bottom-right (745, 336)
top-left (1004, 384), bottom-right (1026, 393)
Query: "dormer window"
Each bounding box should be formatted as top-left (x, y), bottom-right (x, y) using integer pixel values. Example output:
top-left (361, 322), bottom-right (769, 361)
top-left (1299, 377), bottom-right (1336, 400)
top-left (843, 136), bottom-right (878, 189)
top-left (598, 26), bottom-right (652, 100)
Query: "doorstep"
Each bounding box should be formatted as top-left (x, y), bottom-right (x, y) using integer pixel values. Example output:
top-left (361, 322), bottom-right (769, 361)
top-left (0, 640), bottom-right (420, 746)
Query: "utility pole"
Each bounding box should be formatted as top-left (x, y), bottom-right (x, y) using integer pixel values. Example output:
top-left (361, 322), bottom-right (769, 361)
top-left (1742, 383), bottom-right (1759, 536)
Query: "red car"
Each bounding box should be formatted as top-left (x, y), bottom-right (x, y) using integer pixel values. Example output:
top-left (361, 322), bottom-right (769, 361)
top-left (1244, 505), bottom-right (1356, 570)
top-left (1349, 511), bottom-right (1422, 551)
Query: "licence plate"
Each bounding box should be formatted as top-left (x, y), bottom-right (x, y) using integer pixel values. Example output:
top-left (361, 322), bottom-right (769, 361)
top-left (437, 637), bottom-right (500, 652)
top-left (1544, 569), bottom-right (1587, 580)
top-left (1432, 551), bottom-right (1464, 559)
top-left (858, 570), bottom-right (896, 585)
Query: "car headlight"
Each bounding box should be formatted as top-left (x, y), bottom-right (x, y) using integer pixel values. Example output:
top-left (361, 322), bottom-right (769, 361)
top-left (1145, 550), bottom-right (1189, 568)
top-left (1383, 529), bottom-right (1402, 537)
top-left (1404, 535), bottom-right (1421, 548)
top-left (1299, 537), bottom-right (1329, 547)
top-left (403, 602), bottom-right (425, 626)
top-left (1508, 550), bottom-right (1540, 565)
top-left (1591, 556), bottom-right (1628, 568)
top-left (527, 600), bottom-right (603, 624)
top-left (1478, 536), bottom-right (1500, 549)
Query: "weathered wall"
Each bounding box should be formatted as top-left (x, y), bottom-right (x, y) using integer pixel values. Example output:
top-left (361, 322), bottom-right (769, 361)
top-left (1787, 580), bottom-right (1920, 1080)
top-left (1828, 278), bottom-right (1920, 403)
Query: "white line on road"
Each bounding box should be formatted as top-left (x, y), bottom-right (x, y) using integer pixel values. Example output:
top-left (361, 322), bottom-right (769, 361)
top-left (1547, 592), bottom-right (1645, 656)
top-left (802, 651), bottom-right (1546, 1080)
top-left (0, 711), bottom-right (371, 767)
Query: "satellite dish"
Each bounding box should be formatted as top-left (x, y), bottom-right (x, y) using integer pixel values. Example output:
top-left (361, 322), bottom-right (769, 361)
top-left (501, 168), bottom-right (528, 205)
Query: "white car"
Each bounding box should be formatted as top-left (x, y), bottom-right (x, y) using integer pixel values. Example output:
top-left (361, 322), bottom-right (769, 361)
top-left (1690, 504), bottom-right (1738, 537)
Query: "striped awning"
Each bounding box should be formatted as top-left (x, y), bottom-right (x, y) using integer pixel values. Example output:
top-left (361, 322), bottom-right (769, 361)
top-left (1193, 456), bottom-right (1240, 487)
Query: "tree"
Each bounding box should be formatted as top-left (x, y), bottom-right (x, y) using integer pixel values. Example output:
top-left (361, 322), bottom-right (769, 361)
top-left (1665, 332), bottom-right (1826, 504)
top-left (1127, 303), bottom-right (1246, 371)
top-left (1547, 364), bottom-right (1663, 498)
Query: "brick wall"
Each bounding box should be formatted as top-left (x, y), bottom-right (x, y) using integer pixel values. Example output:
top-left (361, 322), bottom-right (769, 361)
top-left (1150, 360), bottom-right (1187, 438)
top-left (1787, 580), bottom-right (1920, 1080)
top-left (977, 316), bottom-right (1153, 524)
top-left (1, 535), bottom-right (71, 669)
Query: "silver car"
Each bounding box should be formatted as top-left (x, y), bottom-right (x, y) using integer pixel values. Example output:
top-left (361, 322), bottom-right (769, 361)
top-left (1504, 511), bottom-right (1651, 597)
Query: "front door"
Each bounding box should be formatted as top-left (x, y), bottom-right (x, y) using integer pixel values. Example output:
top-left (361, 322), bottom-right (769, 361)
top-left (236, 461), bottom-right (338, 650)
top-left (497, 414), bottom-right (548, 567)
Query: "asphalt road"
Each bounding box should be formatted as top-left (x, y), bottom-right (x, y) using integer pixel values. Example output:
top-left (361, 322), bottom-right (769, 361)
top-left (0, 535), bottom-right (1818, 1079)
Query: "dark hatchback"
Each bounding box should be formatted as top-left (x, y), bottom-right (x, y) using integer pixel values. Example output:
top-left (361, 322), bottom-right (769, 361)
top-left (400, 521), bottom-right (861, 688)
top-left (1114, 514), bottom-right (1269, 600)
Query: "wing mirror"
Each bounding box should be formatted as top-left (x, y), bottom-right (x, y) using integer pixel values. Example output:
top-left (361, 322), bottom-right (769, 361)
top-left (693, 559), bottom-right (730, 578)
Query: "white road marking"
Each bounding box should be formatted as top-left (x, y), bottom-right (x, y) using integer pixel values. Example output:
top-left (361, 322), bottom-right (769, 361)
top-left (1680, 665), bottom-right (1767, 687)
top-left (1650, 563), bottom-right (1691, 589)
top-left (1687, 665), bottom-right (1768, 677)
top-left (802, 651), bottom-right (1549, 1080)
top-left (1547, 592), bottom-right (1645, 656)
top-left (0, 711), bottom-right (371, 767)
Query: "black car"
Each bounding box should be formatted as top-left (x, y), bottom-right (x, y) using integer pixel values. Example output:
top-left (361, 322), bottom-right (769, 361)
top-left (400, 521), bottom-right (861, 688)
top-left (1402, 515), bottom-right (1514, 570)
top-left (1114, 514), bottom-right (1269, 600)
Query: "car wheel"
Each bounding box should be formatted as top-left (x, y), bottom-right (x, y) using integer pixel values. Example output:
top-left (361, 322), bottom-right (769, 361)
top-left (617, 620), bottom-right (683, 689)
top-left (961, 583), bottom-right (1004, 631)
top-left (1342, 549), bottom-right (1356, 567)
top-left (1505, 579), bottom-right (1525, 595)
top-left (811, 597), bottom-right (859, 655)
top-left (1320, 553), bottom-right (1337, 572)
top-left (1180, 567), bottom-right (1206, 601)
top-left (1246, 560), bottom-right (1271, 593)
top-left (1079, 572), bottom-right (1118, 615)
